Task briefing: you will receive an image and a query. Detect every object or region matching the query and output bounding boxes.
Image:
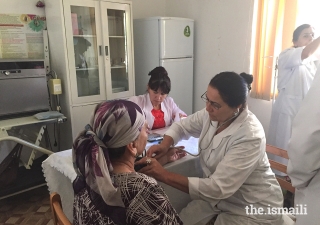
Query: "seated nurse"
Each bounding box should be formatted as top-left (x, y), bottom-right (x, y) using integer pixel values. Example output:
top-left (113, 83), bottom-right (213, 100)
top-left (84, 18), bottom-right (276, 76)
top-left (129, 66), bottom-right (187, 130)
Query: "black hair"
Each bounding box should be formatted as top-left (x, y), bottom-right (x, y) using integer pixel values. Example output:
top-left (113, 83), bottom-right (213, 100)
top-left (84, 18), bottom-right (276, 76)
top-left (209, 71), bottom-right (253, 108)
top-left (292, 24), bottom-right (311, 42)
top-left (147, 66), bottom-right (171, 94)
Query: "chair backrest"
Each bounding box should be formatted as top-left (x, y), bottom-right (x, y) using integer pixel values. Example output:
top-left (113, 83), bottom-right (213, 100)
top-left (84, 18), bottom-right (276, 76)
top-left (50, 192), bottom-right (72, 225)
top-left (266, 144), bottom-right (295, 194)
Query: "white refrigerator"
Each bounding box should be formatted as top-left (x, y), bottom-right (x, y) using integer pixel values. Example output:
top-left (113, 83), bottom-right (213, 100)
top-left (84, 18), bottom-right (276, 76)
top-left (133, 17), bottom-right (194, 115)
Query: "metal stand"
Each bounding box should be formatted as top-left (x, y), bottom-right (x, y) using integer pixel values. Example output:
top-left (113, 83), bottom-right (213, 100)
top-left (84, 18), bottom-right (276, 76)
top-left (0, 114), bottom-right (67, 168)
top-left (0, 114), bottom-right (67, 199)
top-left (26, 124), bottom-right (46, 169)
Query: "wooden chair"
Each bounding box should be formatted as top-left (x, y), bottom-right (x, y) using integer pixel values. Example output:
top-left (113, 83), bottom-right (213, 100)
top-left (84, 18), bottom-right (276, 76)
top-left (266, 144), bottom-right (295, 194)
top-left (266, 144), bottom-right (296, 224)
top-left (50, 192), bottom-right (72, 225)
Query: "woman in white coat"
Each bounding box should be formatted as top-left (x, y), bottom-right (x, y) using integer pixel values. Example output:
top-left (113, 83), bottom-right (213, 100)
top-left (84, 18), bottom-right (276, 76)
top-left (137, 72), bottom-right (284, 225)
top-left (268, 24), bottom-right (320, 157)
top-left (287, 65), bottom-right (320, 225)
top-left (129, 66), bottom-right (186, 130)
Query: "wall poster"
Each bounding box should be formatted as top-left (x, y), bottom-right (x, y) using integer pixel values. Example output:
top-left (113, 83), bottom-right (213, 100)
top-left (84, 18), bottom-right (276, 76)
top-left (0, 14), bottom-right (46, 59)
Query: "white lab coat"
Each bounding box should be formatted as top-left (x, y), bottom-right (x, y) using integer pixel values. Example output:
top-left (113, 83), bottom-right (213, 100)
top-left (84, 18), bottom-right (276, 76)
top-left (287, 65), bottom-right (320, 225)
top-left (129, 93), bottom-right (186, 129)
top-left (166, 107), bottom-right (283, 225)
top-left (267, 47), bottom-right (318, 175)
top-left (268, 47), bottom-right (317, 150)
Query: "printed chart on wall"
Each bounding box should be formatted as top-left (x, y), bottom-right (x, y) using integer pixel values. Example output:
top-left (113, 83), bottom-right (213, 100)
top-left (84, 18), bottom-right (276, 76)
top-left (0, 14), bottom-right (46, 59)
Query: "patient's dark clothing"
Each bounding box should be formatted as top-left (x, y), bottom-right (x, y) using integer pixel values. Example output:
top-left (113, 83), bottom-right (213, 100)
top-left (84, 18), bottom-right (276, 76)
top-left (73, 172), bottom-right (183, 225)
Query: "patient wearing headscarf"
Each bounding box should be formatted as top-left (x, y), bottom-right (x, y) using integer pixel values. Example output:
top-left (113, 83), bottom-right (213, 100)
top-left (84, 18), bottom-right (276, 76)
top-left (72, 100), bottom-right (184, 225)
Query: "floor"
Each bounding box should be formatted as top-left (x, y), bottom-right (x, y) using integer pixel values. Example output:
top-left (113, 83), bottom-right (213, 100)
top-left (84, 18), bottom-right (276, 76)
top-left (0, 186), bottom-right (53, 225)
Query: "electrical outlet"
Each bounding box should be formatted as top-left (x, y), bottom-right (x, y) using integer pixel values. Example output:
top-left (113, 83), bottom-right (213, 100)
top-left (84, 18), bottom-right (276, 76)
top-left (49, 79), bottom-right (62, 95)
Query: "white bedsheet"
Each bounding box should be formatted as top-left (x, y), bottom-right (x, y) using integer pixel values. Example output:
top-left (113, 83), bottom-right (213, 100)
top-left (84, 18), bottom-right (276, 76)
top-left (42, 149), bottom-right (75, 221)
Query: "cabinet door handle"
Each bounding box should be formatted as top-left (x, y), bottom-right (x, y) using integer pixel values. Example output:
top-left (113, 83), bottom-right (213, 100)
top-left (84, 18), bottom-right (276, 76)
top-left (105, 46), bottom-right (108, 56)
top-left (99, 46), bottom-right (102, 55)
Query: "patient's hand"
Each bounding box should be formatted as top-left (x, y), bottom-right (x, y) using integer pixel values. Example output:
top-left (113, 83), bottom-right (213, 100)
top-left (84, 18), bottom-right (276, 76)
top-left (157, 146), bottom-right (187, 165)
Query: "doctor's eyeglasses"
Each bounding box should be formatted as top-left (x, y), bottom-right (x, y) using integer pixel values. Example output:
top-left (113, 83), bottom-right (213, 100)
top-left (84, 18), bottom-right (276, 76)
top-left (201, 92), bottom-right (222, 110)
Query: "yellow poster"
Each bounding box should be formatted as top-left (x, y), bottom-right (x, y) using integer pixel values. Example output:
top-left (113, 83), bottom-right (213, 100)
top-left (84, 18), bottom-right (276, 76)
top-left (0, 14), bottom-right (46, 59)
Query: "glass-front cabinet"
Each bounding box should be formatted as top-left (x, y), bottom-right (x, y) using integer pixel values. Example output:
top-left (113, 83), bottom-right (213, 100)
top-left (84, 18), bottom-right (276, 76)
top-left (69, 4), bottom-right (102, 100)
top-left (63, 0), bottom-right (134, 104)
top-left (101, 2), bottom-right (133, 99)
top-left (45, 0), bottom-right (134, 148)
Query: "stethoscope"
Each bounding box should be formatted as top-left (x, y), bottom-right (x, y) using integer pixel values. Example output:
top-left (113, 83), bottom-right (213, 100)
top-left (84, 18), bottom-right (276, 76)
top-left (180, 110), bottom-right (240, 157)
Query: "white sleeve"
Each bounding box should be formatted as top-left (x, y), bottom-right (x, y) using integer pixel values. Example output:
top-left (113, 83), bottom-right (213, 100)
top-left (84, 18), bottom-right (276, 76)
top-left (188, 137), bottom-right (263, 202)
top-left (278, 47), bottom-right (303, 69)
top-left (279, 47), bottom-right (318, 68)
top-left (165, 108), bottom-right (206, 145)
top-left (287, 65), bottom-right (320, 188)
top-left (167, 97), bottom-right (187, 122)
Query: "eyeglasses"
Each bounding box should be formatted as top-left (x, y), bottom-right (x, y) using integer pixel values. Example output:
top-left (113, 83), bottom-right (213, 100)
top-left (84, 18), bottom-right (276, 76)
top-left (201, 92), bottom-right (222, 110)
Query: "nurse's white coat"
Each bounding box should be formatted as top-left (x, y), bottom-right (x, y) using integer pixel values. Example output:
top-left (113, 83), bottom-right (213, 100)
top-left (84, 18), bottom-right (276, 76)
top-left (166, 107), bottom-right (283, 225)
top-left (287, 64), bottom-right (320, 225)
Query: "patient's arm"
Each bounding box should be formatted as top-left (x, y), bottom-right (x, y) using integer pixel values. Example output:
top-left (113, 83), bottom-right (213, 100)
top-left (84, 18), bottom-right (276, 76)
top-left (157, 146), bottom-right (187, 166)
top-left (135, 147), bottom-right (186, 171)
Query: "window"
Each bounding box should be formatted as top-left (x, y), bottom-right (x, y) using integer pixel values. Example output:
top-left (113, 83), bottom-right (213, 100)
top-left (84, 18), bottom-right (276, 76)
top-left (296, 1), bottom-right (320, 33)
top-left (250, 0), bottom-right (298, 101)
top-left (250, 0), bottom-right (320, 101)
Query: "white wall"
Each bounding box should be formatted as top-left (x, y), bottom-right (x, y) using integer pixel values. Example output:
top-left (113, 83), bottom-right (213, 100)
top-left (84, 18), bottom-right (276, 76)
top-left (131, 0), bottom-right (166, 18)
top-left (0, 0), bottom-right (45, 15)
top-left (131, 0), bottom-right (273, 134)
top-left (247, 97), bottom-right (273, 135)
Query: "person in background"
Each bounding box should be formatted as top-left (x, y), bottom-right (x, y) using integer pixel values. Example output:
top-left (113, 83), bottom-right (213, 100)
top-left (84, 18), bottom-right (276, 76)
top-left (74, 37), bottom-right (91, 97)
top-left (267, 24), bottom-right (320, 175)
top-left (137, 72), bottom-right (284, 225)
top-left (129, 66), bottom-right (187, 130)
top-left (287, 64), bottom-right (320, 225)
top-left (72, 100), bottom-right (185, 225)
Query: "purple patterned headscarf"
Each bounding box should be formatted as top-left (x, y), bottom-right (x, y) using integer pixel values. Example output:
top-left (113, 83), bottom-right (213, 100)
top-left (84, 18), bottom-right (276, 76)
top-left (72, 100), bottom-right (145, 217)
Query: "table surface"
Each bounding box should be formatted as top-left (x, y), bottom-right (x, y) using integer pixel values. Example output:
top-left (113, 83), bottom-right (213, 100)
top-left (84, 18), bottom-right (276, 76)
top-left (43, 134), bottom-right (200, 184)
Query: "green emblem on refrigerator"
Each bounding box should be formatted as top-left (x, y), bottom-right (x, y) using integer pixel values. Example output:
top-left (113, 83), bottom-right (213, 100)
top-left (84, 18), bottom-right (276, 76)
top-left (184, 25), bottom-right (191, 37)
